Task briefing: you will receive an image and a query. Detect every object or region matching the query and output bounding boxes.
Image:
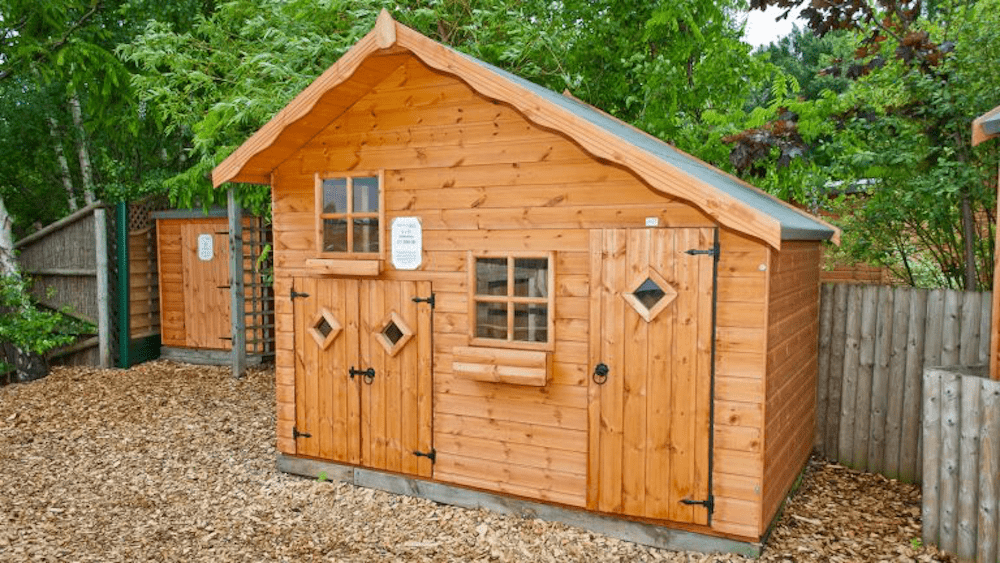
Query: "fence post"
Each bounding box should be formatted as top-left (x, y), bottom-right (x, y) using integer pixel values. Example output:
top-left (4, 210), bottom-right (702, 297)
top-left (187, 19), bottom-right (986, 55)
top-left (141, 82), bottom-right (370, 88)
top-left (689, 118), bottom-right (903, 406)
top-left (94, 206), bottom-right (111, 368)
top-left (979, 379), bottom-right (1000, 563)
top-left (957, 376), bottom-right (982, 560)
top-left (115, 202), bottom-right (130, 368)
top-left (228, 187), bottom-right (246, 378)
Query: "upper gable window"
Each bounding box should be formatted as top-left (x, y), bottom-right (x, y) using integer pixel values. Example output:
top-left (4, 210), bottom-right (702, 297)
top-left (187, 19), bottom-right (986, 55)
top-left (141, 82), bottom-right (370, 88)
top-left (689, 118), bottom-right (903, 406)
top-left (315, 172), bottom-right (383, 256)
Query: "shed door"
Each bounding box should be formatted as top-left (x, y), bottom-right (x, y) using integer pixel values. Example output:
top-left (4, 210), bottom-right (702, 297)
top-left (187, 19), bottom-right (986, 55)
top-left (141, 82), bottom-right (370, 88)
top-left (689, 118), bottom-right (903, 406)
top-left (292, 278), bottom-right (433, 478)
top-left (587, 228), bottom-right (716, 525)
top-left (179, 220), bottom-right (230, 349)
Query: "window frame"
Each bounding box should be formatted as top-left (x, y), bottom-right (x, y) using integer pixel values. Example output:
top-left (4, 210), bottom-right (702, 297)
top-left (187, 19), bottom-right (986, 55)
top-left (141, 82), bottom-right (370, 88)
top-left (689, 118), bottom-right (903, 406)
top-left (467, 251), bottom-right (555, 351)
top-left (314, 171), bottom-right (386, 260)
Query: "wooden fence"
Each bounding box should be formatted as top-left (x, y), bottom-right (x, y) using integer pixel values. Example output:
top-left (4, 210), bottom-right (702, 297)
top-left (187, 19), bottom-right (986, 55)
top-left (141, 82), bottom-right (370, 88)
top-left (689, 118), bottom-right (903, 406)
top-left (922, 366), bottom-right (998, 563)
top-left (814, 283), bottom-right (992, 483)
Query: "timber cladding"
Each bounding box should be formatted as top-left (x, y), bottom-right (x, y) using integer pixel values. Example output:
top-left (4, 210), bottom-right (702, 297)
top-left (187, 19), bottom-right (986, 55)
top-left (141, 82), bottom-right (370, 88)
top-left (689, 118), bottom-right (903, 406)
top-left (219, 11), bottom-right (836, 549)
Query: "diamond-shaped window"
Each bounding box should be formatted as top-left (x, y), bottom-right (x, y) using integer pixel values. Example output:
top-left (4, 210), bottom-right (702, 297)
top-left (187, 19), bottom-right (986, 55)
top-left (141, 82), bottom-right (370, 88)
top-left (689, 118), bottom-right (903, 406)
top-left (375, 311), bottom-right (414, 357)
top-left (308, 309), bottom-right (342, 349)
top-left (623, 269), bottom-right (677, 322)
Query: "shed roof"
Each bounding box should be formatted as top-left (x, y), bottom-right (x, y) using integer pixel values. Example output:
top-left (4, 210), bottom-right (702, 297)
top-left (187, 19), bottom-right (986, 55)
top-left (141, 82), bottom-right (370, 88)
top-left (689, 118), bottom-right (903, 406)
top-left (973, 105), bottom-right (1000, 146)
top-left (213, 10), bottom-right (839, 249)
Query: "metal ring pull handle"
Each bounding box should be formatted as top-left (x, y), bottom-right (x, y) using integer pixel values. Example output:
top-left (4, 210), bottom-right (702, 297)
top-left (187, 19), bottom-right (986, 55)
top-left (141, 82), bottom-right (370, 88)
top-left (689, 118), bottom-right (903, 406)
top-left (593, 363), bottom-right (609, 385)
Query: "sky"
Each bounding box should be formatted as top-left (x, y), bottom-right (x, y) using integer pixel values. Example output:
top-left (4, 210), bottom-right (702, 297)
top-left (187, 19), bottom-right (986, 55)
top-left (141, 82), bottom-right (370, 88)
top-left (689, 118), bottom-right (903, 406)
top-left (742, 5), bottom-right (805, 48)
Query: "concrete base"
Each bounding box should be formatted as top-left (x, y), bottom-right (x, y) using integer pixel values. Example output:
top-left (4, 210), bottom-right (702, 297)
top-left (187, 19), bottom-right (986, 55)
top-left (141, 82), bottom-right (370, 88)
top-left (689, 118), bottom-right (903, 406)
top-left (277, 453), bottom-right (761, 557)
top-left (159, 346), bottom-right (265, 366)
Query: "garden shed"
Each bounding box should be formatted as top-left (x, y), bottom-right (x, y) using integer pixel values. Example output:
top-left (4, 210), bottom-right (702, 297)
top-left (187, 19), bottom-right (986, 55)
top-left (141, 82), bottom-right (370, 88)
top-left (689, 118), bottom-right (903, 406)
top-left (154, 209), bottom-right (275, 365)
top-left (212, 10), bottom-right (838, 553)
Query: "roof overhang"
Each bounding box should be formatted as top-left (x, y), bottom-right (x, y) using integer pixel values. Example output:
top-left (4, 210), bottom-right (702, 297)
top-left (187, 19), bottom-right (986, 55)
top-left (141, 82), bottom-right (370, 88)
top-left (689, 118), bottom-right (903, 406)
top-left (973, 105), bottom-right (1000, 146)
top-left (212, 10), bottom-right (840, 250)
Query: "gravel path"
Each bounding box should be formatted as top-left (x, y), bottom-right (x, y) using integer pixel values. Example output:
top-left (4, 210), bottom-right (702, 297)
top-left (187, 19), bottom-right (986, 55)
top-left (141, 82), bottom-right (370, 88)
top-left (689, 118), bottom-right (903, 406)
top-left (0, 362), bottom-right (949, 562)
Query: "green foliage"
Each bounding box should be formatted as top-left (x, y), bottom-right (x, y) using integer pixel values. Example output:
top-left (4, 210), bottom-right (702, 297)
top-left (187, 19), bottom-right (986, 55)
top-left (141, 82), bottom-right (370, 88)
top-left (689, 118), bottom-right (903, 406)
top-left (0, 275), bottom-right (90, 357)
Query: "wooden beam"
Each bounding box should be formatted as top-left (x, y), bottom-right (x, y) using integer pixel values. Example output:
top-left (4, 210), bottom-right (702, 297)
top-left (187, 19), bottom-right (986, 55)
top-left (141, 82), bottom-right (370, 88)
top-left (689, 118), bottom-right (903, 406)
top-left (228, 187), bottom-right (247, 378)
top-left (374, 8), bottom-right (397, 49)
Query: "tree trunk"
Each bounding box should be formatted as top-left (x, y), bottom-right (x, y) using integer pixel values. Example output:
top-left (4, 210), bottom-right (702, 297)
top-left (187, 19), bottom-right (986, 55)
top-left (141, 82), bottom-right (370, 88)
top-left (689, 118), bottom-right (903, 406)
top-left (48, 116), bottom-right (78, 212)
top-left (0, 196), bottom-right (18, 279)
top-left (69, 93), bottom-right (96, 205)
top-left (961, 192), bottom-right (977, 291)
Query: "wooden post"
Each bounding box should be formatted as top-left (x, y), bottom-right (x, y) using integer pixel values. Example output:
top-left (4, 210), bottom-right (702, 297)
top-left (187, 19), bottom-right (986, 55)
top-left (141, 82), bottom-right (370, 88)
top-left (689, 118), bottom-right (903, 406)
top-left (839, 284), bottom-right (863, 466)
top-left (900, 289), bottom-right (927, 483)
top-left (957, 375), bottom-right (981, 561)
top-left (228, 187), bottom-right (246, 378)
top-left (93, 206), bottom-right (111, 368)
top-left (815, 283), bottom-right (834, 453)
top-left (939, 371), bottom-right (961, 554)
top-left (884, 287), bottom-right (909, 479)
top-left (868, 285), bottom-right (893, 475)
top-left (827, 283), bottom-right (849, 459)
top-left (992, 160), bottom-right (1000, 380)
top-left (923, 368), bottom-right (943, 547)
top-left (979, 379), bottom-right (1000, 563)
top-left (854, 285), bottom-right (878, 470)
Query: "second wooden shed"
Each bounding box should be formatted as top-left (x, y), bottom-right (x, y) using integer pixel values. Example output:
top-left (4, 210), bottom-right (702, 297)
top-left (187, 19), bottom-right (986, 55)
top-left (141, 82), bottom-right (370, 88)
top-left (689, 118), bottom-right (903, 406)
top-left (212, 11), bottom-right (839, 554)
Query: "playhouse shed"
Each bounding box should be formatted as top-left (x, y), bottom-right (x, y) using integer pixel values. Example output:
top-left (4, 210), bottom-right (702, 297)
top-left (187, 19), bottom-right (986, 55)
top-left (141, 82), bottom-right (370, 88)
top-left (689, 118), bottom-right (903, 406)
top-left (212, 11), bottom-right (838, 553)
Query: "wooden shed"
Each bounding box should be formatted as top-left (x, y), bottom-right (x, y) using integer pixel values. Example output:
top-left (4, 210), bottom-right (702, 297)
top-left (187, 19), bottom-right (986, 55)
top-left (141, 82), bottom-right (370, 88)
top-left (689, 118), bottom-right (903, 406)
top-left (154, 209), bottom-right (274, 365)
top-left (212, 11), bottom-right (839, 553)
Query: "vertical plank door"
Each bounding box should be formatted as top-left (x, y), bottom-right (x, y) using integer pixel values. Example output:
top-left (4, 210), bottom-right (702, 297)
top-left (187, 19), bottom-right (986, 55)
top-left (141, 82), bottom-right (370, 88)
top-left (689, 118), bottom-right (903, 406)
top-left (359, 280), bottom-right (435, 478)
top-left (180, 219), bottom-right (231, 349)
top-left (588, 228), bottom-right (716, 526)
top-left (291, 277), bottom-right (360, 463)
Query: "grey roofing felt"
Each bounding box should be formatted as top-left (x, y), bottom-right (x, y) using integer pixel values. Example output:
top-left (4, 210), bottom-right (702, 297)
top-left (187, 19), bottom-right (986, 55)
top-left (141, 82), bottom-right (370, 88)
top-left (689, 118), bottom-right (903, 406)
top-left (459, 53), bottom-right (836, 242)
top-left (983, 112), bottom-right (1000, 136)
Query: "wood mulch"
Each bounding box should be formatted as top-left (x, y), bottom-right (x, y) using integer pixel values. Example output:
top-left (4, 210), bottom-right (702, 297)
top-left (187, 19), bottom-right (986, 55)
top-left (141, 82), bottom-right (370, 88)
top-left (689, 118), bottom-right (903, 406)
top-left (0, 362), bottom-right (951, 562)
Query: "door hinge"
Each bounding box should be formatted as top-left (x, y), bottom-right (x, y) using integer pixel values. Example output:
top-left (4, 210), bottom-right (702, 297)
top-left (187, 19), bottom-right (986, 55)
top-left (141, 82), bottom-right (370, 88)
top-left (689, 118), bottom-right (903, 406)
top-left (413, 448), bottom-right (437, 464)
top-left (412, 293), bottom-right (435, 309)
top-left (685, 242), bottom-right (720, 262)
top-left (680, 495), bottom-right (714, 514)
top-left (290, 289), bottom-right (310, 300)
top-left (293, 427), bottom-right (312, 439)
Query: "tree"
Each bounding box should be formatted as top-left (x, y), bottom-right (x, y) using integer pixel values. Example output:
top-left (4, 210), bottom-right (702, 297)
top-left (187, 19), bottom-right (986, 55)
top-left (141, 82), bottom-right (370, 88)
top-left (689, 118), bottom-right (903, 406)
top-left (725, 0), bottom-right (1000, 289)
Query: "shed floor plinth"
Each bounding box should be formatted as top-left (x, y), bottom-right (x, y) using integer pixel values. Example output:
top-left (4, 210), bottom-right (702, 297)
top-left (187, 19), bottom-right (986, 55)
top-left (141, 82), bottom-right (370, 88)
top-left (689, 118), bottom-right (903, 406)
top-left (159, 346), bottom-right (265, 366)
top-left (277, 453), bottom-right (761, 557)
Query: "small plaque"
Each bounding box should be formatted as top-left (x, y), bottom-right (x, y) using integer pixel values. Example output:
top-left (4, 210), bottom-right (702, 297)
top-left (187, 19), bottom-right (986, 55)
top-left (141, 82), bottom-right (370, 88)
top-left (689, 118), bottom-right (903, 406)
top-left (645, 217), bottom-right (660, 227)
top-left (197, 234), bottom-right (214, 261)
top-left (391, 217), bottom-right (422, 270)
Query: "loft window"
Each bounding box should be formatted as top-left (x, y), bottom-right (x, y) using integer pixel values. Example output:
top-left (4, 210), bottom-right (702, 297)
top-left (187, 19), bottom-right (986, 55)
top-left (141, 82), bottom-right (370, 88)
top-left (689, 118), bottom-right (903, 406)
top-left (315, 173), bottom-right (383, 255)
top-left (469, 253), bottom-right (554, 350)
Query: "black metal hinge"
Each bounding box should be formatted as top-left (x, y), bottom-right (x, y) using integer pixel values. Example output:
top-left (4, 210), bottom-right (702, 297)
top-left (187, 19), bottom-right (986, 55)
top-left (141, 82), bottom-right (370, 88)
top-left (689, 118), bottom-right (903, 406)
top-left (290, 289), bottom-right (310, 300)
top-left (681, 495), bottom-right (714, 514)
top-left (293, 427), bottom-right (312, 439)
top-left (412, 293), bottom-right (435, 309)
top-left (413, 448), bottom-right (436, 464)
top-left (685, 242), bottom-right (720, 262)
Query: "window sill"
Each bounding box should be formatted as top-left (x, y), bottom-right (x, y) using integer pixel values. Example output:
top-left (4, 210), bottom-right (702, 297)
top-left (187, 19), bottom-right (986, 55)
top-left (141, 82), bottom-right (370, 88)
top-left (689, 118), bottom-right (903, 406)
top-left (305, 258), bottom-right (381, 276)
top-left (452, 345), bottom-right (550, 387)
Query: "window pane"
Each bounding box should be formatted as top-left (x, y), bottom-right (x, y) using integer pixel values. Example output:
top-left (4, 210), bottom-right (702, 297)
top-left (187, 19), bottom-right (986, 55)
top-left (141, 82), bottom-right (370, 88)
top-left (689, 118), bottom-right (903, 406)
top-left (513, 303), bottom-right (548, 342)
top-left (322, 178), bottom-right (348, 214)
top-left (475, 258), bottom-right (507, 296)
top-left (513, 258), bottom-right (548, 298)
top-left (322, 218), bottom-right (348, 252)
top-left (353, 177), bottom-right (379, 213)
top-left (476, 301), bottom-right (508, 339)
top-left (352, 217), bottom-right (379, 253)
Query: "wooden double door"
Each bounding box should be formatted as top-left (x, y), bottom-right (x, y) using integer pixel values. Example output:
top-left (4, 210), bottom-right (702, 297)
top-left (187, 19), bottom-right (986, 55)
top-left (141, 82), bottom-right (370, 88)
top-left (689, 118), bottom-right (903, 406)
top-left (588, 228), bottom-right (716, 525)
top-left (292, 277), bottom-right (433, 478)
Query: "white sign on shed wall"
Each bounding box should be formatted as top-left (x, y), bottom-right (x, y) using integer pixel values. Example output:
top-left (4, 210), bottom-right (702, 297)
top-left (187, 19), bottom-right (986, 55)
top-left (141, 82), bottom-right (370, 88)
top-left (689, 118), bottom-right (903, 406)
top-left (391, 217), bottom-right (422, 270)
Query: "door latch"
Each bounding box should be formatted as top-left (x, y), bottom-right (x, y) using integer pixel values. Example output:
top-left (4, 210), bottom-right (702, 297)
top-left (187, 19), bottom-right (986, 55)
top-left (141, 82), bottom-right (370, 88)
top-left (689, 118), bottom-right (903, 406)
top-left (593, 363), bottom-right (609, 385)
top-left (350, 366), bottom-right (376, 384)
top-left (293, 427), bottom-right (312, 439)
top-left (290, 289), bottom-right (310, 300)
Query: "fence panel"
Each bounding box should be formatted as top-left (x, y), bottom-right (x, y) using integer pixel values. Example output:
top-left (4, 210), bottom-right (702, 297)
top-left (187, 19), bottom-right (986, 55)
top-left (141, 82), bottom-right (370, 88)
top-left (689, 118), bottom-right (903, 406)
top-left (815, 283), bottom-right (992, 483)
top-left (922, 366), bottom-right (998, 563)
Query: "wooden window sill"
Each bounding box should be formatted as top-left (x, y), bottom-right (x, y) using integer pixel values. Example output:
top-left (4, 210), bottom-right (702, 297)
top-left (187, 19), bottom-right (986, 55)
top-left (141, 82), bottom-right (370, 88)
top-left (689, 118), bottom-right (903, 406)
top-left (451, 345), bottom-right (550, 387)
top-left (305, 258), bottom-right (381, 276)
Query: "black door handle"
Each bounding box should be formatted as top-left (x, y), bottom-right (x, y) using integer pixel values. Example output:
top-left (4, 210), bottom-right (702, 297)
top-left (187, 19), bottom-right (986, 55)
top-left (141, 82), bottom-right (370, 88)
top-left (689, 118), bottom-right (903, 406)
top-left (349, 366), bottom-right (376, 384)
top-left (593, 363), bottom-right (609, 385)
